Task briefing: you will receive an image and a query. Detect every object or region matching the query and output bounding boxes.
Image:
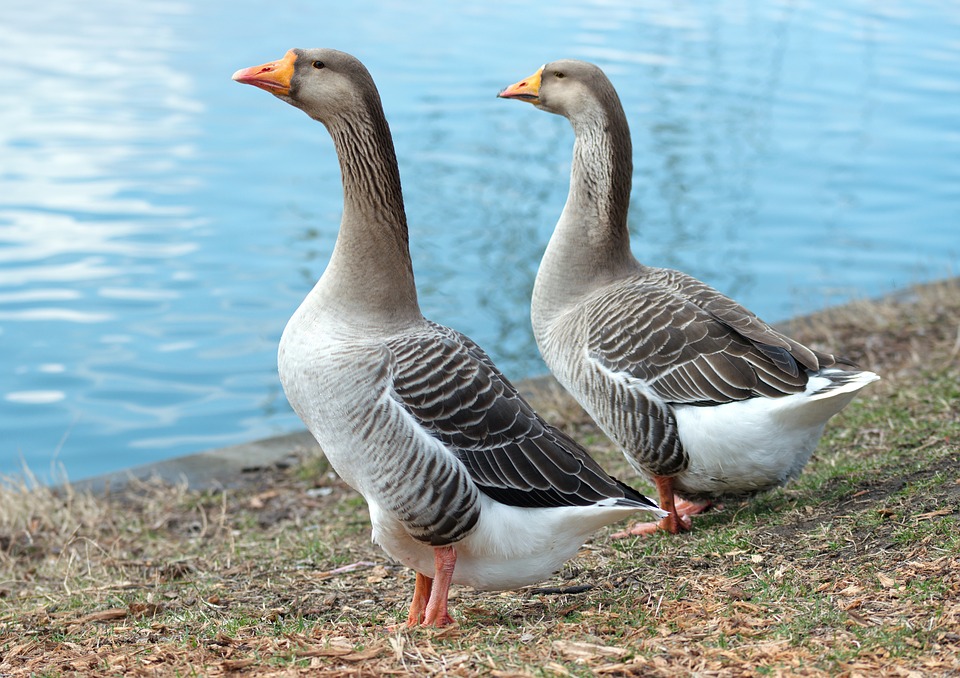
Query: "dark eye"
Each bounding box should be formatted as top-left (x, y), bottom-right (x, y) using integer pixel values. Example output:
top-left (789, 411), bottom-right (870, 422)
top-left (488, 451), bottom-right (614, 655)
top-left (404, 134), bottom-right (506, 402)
top-left (554, 71), bottom-right (565, 78)
top-left (312, 61), bottom-right (325, 69)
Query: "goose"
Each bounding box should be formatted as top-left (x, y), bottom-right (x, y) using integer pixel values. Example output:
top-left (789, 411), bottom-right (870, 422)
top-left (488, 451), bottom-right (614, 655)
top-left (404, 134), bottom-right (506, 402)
top-left (232, 49), bottom-right (662, 627)
top-left (498, 61), bottom-right (879, 537)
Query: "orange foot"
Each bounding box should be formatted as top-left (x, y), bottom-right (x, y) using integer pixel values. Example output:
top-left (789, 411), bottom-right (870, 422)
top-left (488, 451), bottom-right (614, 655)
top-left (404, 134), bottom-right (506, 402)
top-left (611, 476), bottom-right (712, 538)
top-left (611, 502), bottom-right (707, 538)
top-left (393, 547), bottom-right (458, 629)
top-left (402, 571), bottom-right (433, 627)
top-left (422, 546), bottom-right (457, 627)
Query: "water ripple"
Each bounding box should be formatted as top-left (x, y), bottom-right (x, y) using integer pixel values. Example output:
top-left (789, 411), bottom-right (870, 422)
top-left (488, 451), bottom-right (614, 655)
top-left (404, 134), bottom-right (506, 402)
top-left (1, 0), bottom-right (957, 481)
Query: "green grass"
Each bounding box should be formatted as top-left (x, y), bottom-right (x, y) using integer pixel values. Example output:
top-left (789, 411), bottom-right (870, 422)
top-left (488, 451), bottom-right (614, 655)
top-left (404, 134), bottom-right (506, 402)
top-left (2, 279), bottom-right (959, 676)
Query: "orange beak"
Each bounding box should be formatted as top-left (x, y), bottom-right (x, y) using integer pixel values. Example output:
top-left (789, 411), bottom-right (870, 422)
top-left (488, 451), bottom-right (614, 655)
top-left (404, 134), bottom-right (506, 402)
top-left (232, 50), bottom-right (297, 95)
top-left (498, 66), bottom-right (543, 103)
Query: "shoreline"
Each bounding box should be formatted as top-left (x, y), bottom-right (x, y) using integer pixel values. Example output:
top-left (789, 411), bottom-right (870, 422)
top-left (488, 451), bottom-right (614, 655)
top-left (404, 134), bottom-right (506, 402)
top-left (67, 373), bottom-right (569, 494)
top-left (3, 275), bottom-right (957, 676)
top-left (68, 276), bottom-right (957, 495)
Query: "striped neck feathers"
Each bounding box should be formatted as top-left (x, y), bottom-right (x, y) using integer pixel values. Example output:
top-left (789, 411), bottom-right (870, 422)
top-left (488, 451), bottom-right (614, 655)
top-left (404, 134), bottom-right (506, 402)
top-left (545, 88), bottom-right (638, 290)
top-left (317, 96), bottom-right (421, 324)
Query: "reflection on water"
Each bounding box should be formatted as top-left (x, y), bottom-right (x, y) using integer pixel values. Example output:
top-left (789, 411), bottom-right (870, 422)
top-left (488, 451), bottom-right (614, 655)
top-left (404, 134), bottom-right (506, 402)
top-left (1, 0), bottom-right (958, 481)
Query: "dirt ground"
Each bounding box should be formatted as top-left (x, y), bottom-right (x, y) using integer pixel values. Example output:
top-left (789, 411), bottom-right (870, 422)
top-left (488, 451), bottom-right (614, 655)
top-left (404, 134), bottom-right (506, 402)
top-left (1, 278), bottom-right (958, 676)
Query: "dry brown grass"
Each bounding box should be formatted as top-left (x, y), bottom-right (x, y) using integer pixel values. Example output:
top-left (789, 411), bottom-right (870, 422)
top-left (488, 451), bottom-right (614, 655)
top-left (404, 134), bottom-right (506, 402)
top-left (1, 278), bottom-right (958, 677)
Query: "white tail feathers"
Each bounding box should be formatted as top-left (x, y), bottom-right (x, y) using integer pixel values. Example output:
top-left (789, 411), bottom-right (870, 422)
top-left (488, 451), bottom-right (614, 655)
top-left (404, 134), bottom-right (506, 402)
top-left (806, 368), bottom-right (881, 401)
top-left (781, 368), bottom-right (879, 428)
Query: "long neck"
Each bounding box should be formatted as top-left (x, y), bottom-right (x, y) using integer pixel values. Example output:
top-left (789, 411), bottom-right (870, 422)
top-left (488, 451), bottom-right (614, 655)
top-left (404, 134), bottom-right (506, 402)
top-left (315, 97), bottom-right (420, 325)
top-left (534, 95), bottom-right (639, 324)
top-left (570, 110), bottom-right (633, 242)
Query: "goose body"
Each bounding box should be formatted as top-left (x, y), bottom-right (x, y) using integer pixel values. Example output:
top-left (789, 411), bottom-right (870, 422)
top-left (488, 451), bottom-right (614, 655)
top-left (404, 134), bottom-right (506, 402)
top-left (281, 304), bottom-right (650, 592)
top-left (500, 61), bottom-right (879, 535)
top-left (233, 49), bottom-right (661, 625)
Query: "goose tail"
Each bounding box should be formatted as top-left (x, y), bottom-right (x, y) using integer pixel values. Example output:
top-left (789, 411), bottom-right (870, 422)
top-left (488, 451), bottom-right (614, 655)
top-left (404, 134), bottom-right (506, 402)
top-left (807, 368), bottom-right (880, 401)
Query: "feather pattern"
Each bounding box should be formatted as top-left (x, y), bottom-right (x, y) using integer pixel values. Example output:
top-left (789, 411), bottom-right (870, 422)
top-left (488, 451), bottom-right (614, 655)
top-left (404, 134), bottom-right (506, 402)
top-left (388, 321), bottom-right (655, 510)
top-left (504, 59), bottom-right (879, 508)
top-left (584, 268), bottom-right (829, 406)
top-left (239, 50), bottom-right (662, 606)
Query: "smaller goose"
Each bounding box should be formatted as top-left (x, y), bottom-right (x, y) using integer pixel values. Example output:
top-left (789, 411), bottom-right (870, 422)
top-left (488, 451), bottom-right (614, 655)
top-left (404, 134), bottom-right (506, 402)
top-left (499, 61), bottom-right (879, 536)
top-left (233, 49), bottom-right (662, 626)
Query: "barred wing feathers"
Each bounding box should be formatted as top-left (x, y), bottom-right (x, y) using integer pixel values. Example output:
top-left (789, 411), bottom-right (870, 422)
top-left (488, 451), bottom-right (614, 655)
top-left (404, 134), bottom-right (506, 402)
top-left (387, 323), bottom-right (657, 511)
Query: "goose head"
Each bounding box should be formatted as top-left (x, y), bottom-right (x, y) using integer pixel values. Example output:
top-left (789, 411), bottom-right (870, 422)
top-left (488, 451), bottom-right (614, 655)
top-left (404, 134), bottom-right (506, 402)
top-left (232, 48), bottom-right (378, 124)
top-left (498, 59), bottom-right (620, 124)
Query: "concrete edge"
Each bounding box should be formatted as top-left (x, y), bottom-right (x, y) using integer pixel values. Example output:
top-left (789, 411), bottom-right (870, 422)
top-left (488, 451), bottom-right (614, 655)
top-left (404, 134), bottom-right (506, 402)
top-left (67, 376), bottom-right (565, 494)
top-left (69, 431), bottom-right (321, 494)
top-left (64, 276), bottom-right (960, 495)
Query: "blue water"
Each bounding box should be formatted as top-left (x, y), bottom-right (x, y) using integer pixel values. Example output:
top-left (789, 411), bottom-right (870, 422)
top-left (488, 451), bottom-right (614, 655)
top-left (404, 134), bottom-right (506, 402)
top-left (2, 0), bottom-right (958, 482)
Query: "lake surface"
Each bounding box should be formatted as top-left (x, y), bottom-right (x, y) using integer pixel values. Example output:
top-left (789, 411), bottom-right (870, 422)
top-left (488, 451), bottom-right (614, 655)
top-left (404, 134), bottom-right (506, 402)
top-left (2, 0), bottom-right (958, 482)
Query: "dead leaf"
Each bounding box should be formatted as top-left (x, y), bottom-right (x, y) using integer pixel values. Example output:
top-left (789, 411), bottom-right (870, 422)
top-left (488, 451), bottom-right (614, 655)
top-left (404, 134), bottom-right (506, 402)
top-left (429, 624), bottom-right (462, 639)
top-left (249, 490), bottom-right (279, 508)
top-left (916, 508), bottom-right (952, 521)
top-left (365, 564), bottom-right (389, 583)
top-left (342, 646), bottom-right (385, 662)
top-left (725, 585), bottom-right (752, 601)
top-left (846, 611), bottom-right (869, 627)
top-left (128, 602), bottom-right (161, 618)
top-left (298, 644), bottom-right (354, 658)
top-left (70, 608), bottom-right (128, 625)
top-left (877, 573), bottom-right (896, 588)
top-left (209, 633), bottom-right (236, 646)
top-left (221, 658), bottom-right (256, 670)
top-left (596, 663), bottom-right (638, 675)
top-left (552, 640), bottom-right (629, 662)
top-left (1, 641), bottom-right (38, 660)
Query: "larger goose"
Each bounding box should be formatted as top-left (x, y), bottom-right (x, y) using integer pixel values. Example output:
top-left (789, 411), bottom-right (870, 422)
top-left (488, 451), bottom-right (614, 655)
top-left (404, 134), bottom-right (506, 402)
top-left (499, 61), bottom-right (879, 536)
top-left (232, 49), bottom-right (662, 626)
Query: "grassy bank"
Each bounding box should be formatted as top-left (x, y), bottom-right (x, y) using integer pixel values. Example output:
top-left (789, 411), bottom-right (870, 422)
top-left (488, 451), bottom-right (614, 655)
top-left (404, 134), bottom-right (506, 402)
top-left (2, 278), bottom-right (958, 676)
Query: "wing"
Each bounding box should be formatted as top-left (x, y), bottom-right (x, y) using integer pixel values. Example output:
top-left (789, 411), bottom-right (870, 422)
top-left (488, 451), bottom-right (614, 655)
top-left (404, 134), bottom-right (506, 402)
top-left (587, 268), bottom-right (838, 405)
top-left (385, 322), bottom-right (656, 510)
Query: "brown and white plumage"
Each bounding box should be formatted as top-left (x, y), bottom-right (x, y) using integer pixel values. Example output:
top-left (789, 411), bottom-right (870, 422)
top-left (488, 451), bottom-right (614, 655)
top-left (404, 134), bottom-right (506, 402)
top-left (233, 49), bottom-right (661, 626)
top-left (499, 60), bottom-right (879, 536)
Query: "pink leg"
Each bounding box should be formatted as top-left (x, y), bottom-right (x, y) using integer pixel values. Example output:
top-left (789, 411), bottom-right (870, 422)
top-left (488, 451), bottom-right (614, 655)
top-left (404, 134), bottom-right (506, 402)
top-left (405, 571), bottom-right (433, 627)
top-left (675, 497), bottom-right (711, 521)
top-left (611, 476), bottom-right (711, 538)
top-left (422, 546), bottom-right (457, 627)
